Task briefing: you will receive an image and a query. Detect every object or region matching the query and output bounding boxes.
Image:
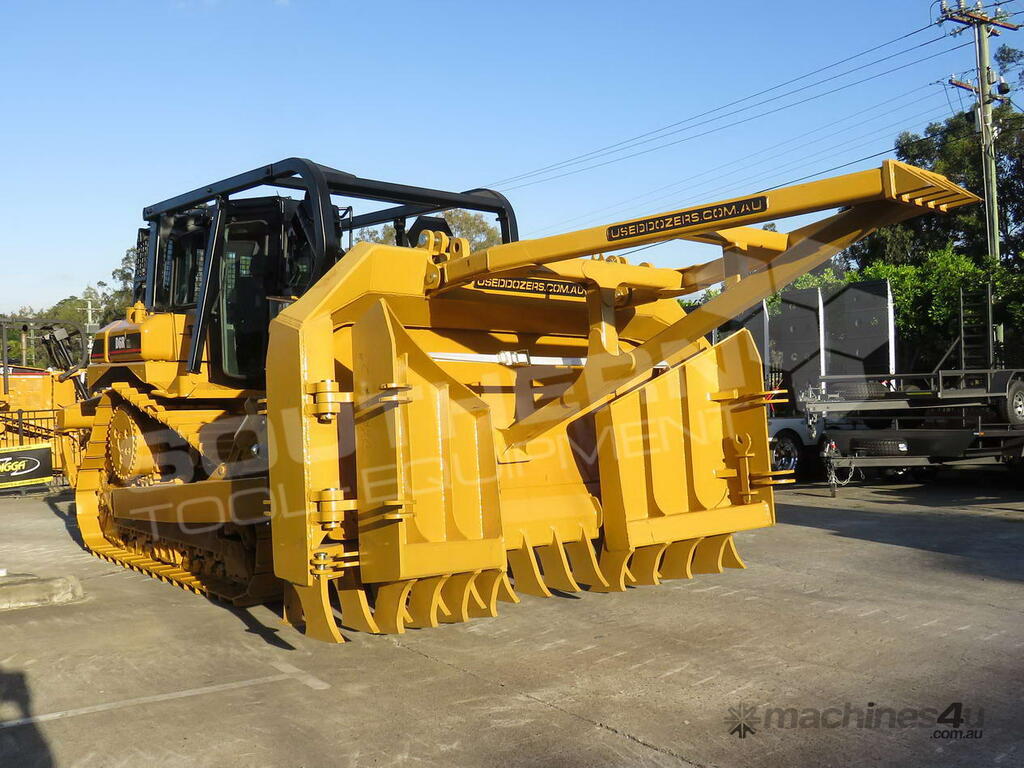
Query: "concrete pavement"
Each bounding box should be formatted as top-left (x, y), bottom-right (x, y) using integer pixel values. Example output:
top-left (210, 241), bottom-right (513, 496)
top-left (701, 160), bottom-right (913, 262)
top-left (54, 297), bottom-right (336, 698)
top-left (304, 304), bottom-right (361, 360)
top-left (1, 473), bottom-right (1021, 768)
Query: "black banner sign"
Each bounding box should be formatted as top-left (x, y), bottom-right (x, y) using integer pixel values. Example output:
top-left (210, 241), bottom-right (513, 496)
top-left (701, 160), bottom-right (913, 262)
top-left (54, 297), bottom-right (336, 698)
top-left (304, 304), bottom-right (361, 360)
top-left (606, 196), bottom-right (769, 241)
top-left (473, 277), bottom-right (587, 299)
top-left (0, 443), bottom-right (53, 490)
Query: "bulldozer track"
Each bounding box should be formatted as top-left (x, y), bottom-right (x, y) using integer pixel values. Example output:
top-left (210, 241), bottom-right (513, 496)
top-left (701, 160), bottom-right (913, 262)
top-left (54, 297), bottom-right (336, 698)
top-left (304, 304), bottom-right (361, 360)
top-left (75, 384), bottom-right (276, 607)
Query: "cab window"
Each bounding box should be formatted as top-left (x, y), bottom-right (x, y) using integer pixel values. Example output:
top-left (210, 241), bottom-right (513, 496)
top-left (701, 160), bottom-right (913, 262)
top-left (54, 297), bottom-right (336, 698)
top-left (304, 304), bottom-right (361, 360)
top-left (218, 221), bottom-right (270, 380)
top-left (153, 214), bottom-right (210, 310)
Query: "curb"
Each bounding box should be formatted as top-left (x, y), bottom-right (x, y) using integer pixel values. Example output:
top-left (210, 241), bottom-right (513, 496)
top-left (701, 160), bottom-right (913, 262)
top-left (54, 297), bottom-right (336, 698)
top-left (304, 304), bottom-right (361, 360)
top-left (0, 573), bottom-right (85, 612)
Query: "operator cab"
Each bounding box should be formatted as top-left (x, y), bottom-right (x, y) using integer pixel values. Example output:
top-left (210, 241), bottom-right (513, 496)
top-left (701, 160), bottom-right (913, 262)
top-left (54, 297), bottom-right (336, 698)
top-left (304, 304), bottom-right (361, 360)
top-left (144, 196), bottom-right (336, 385)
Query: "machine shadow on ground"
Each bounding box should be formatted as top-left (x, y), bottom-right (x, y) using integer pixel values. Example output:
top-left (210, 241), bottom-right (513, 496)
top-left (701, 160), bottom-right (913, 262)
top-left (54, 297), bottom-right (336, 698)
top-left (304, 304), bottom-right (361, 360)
top-left (44, 491), bottom-right (299, 651)
top-left (861, 471), bottom-right (1023, 510)
top-left (778, 477), bottom-right (1024, 583)
top-left (44, 490), bottom-right (83, 549)
top-left (0, 668), bottom-right (54, 768)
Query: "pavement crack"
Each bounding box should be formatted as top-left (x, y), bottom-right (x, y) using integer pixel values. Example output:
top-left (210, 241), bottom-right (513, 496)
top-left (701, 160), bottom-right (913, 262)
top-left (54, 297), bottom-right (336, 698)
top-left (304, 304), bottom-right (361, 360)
top-left (390, 639), bottom-right (712, 768)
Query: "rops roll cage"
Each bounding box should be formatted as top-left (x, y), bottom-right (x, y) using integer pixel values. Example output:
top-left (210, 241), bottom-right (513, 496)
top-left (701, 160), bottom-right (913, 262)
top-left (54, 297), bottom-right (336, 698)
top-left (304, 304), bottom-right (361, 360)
top-left (140, 158), bottom-right (519, 374)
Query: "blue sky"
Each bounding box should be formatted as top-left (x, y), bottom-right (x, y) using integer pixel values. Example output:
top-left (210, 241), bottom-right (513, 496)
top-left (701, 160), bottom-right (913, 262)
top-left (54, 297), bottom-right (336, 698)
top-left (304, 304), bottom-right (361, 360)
top-left (0, 0), bottom-right (1004, 311)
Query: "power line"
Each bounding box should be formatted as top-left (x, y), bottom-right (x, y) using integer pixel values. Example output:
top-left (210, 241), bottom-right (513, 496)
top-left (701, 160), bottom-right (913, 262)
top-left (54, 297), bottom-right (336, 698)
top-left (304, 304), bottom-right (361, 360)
top-left (526, 85), bottom-right (944, 235)
top-left (686, 115), bottom-right (1009, 203)
top-left (613, 123), bottom-right (1024, 261)
top-left (663, 107), bottom-right (954, 211)
top-left (939, 2), bottom-right (1020, 262)
top-left (762, 126), bottom-right (1024, 192)
top-left (526, 88), bottom-right (950, 236)
top-left (943, 79), bottom-right (963, 115)
top-left (493, 35), bottom-right (951, 188)
top-left (499, 41), bottom-right (972, 193)
top-left (486, 22), bottom-right (943, 188)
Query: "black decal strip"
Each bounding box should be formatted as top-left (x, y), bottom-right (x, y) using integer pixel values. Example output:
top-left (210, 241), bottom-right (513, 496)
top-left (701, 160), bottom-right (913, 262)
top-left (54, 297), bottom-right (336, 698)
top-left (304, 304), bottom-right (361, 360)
top-left (606, 196), bottom-right (768, 242)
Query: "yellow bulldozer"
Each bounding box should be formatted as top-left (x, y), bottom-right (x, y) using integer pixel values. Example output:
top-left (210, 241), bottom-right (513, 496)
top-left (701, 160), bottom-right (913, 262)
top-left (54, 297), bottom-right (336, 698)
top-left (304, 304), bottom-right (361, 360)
top-left (59, 158), bottom-right (976, 642)
top-left (1, 322), bottom-right (87, 482)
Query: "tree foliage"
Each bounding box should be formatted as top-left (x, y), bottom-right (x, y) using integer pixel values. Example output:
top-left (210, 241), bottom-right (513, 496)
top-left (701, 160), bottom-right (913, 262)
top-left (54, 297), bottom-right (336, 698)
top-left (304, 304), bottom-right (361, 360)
top-left (996, 43), bottom-right (1024, 87)
top-left (1, 248), bottom-right (137, 366)
top-left (846, 105), bottom-right (1024, 267)
top-left (354, 209), bottom-right (502, 250)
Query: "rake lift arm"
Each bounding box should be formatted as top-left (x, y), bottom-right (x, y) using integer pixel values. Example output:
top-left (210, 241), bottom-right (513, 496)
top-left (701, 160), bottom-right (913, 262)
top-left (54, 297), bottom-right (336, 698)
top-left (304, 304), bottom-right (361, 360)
top-left (432, 161), bottom-right (978, 455)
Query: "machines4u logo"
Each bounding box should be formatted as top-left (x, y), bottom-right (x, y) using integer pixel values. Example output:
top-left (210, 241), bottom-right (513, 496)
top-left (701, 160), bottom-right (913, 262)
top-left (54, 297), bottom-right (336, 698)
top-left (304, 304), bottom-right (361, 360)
top-left (725, 703), bottom-right (760, 738)
top-left (725, 701), bottom-right (984, 740)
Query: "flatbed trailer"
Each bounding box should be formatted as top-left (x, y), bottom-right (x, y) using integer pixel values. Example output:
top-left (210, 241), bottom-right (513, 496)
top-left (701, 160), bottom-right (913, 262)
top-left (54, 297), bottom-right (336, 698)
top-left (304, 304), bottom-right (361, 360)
top-left (806, 378), bottom-right (1024, 493)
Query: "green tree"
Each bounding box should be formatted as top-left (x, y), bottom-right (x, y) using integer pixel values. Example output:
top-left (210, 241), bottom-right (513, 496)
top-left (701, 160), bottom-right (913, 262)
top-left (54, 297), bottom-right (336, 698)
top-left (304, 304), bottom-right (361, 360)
top-left (106, 247), bottom-right (138, 320)
top-left (441, 209), bottom-right (503, 250)
top-left (853, 246), bottom-right (987, 369)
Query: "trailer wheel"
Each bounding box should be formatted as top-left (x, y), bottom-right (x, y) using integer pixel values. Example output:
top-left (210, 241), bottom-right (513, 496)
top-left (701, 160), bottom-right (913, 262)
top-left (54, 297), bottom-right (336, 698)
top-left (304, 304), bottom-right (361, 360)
top-left (1000, 380), bottom-right (1024, 426)
top-left (771, 431), bottom-right (802, 474)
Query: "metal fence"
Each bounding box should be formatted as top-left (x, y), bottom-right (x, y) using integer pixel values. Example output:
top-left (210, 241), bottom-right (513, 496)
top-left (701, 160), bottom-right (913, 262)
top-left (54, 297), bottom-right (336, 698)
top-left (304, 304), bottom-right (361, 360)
top-left (0, 408), bottom-right (76, 488)
top-left (0, 409), bottom-right (56, 445)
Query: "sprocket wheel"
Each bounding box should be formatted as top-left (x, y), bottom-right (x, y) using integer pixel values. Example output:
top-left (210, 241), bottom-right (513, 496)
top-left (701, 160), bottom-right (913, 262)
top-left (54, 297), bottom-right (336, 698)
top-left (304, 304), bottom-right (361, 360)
top-left (107, 405), bottom-right (158, 483)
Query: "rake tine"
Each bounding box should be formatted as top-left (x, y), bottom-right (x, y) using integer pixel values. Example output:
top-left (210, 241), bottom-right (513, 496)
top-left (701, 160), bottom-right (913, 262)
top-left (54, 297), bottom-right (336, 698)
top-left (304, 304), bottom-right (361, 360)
top-left (440, 571), bottom-right (480, 623)
top-left (281, 582), bottom-right (303, 627)
top-left (469, 569), bottom-right (502, 618)
top-left (335, 571), bottom-right (382, 634)
top-left (591, 548), bottom-right (632, 592)
top-left (495, 572), bottom-right (520, 604)
top-left (507, 538), bottom-right (552, 598)
top-left (721, 535), bottom-right (746, 569)
top-left (407, 575), bottom-right (450, 629)
top-left (293, 580), bottom-right (346, 643)
top-left (659, 538), bottom-right (703, 580)
top-left (374, 580), bottom-right (415, 634)
top-left (692, 534), bottom-right (730, 575)
top-left (564, 533), bottom-right (610, 589)
top-left (535, 530), bottom-right (581, 593)
top-left (629, 543), bottom-right (669, 586)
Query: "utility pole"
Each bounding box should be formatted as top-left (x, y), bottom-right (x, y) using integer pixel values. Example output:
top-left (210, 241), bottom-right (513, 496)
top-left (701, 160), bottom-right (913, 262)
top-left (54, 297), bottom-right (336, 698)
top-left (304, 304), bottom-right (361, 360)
top-left (80, 298), bottom-right (98, 335)
top-left (940, 1), bottom-right (1019, 262)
